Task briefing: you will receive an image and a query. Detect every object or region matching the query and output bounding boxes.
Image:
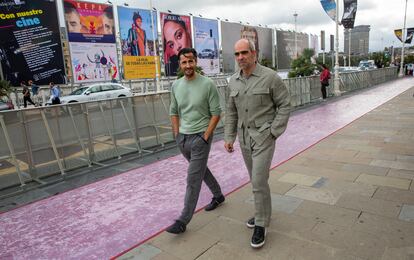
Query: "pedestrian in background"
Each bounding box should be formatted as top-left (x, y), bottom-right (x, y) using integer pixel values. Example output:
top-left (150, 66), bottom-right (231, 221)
top-left (320, 64), bottom-right (331, 100)
top-left (21, 81), bottom-right (36, 108)
top-left (28, 80), bottom-right (39, 96)
top-left (49, 82), bottom-right (61, 105)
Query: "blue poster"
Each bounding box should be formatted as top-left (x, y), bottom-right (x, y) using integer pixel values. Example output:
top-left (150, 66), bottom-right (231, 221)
top-left (193, 17), bottom-right (220, 75)
top-left (319, 0), bottom-right (336, 22)
top-left (117, 6), bottom-right (158, 56)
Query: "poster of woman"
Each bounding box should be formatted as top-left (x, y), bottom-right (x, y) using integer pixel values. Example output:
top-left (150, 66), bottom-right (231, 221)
top-left (160, 13), bottom-right (192, 76)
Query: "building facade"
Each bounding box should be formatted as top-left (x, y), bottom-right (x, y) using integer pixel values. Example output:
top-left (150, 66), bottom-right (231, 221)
top-left (344, 25), bottom-right (370, 56)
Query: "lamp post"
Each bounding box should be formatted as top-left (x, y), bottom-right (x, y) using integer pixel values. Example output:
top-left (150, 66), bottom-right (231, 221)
top-left (348, 29), bottom-right (352, 68)
top-left (333, 1), bottom-right (341, 96)
top-left (293, 12), bottom-right (298, 58)
top-left (399, 0), bottom-right (408, 77)
top-left (148, 0), bottom-right (161, 91)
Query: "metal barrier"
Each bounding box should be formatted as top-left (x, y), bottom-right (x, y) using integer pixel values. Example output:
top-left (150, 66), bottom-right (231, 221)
top-left (0, 67), bottom-right (398, 192)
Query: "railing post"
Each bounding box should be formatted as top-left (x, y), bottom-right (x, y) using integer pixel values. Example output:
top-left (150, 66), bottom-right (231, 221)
top-left (0, 115), bottom-right (26, 187)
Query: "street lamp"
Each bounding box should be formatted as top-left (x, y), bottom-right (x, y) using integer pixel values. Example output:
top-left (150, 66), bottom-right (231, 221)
top-left (148, 0), bottom-right (160, 92)
top-left (333, 0), bottom-right (341, 96)
top-left (399, 0), bottom-right (408, 77)
top-left (293, 12), bottom-right (298, 58)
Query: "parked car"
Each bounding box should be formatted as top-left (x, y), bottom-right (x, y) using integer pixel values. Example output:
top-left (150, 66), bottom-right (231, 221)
top-left (198, 49), bottom-right (215, 59)
top-left (46, 83), bottom-right (132, 105)
top-left (0, 98), bottom-right (14, 111)
top-left (358, 60), bottom-right (377, 70)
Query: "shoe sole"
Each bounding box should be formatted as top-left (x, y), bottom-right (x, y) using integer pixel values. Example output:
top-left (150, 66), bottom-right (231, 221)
top-left (246, 222), bottom-right (255, 228)
top-left (250, 239), bottom-right (265, 248)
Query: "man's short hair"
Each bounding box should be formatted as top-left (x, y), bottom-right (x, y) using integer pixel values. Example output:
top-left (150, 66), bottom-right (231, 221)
top-left (178, 48), bottom-right (197, 61)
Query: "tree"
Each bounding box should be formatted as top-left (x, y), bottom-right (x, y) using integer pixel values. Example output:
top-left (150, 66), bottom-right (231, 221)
top-left (0, 80), bottom-right (12, 98)
top-left (288, 48), bottom-right (319, 78)
top-left (259, 58), bottom-right (276, 70)
top-left (369, 52), bottom-right (391, 68)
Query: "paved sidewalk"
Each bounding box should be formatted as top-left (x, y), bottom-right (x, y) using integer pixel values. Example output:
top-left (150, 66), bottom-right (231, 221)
top-left (118, 87), bottom-right (414, 259)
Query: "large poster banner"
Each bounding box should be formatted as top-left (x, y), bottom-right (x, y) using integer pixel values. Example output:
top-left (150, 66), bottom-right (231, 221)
top-left (310, 34), bottom-right (319, 57)
top-left (319, 0), bottom-right (336, 22)
top-left (193, 17), bottom-right (219, 75)
top-left (118, 6), bottom-right (159, 79)
top-left (341, 0), bottom-right (357, 29)
top-left (221, 22), bottom-right (273, 73)
top-left (0, 0), bottom-right (65, 86)
top-left (63, 0), bottom-right (115, 43)
top-left (64, 0), bottom-right (118, 83)
top-left (160, 12), bottom-right (192, 76)
top-left (70, 42), bottom-right (118, 82)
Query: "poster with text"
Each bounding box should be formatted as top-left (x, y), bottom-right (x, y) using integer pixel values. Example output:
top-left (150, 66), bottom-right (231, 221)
top-left (0, 0), bottom-right (65, 86)
top-left (118, 6), bottom-right (159, 79)
top-left (70, 42), bottom-right (119, 83)
top-left (63, 0), bottom-right (115, 43)
top-left (193, 17), bottom-right (219, 75)
top-left (160, 12), bottom-right (192, 76)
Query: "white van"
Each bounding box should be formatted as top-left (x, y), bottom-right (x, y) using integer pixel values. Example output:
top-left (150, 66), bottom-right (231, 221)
top-left (358, 60), bottom-right (377, 70)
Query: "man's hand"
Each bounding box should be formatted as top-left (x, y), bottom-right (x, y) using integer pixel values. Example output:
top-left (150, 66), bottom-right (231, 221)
top-left (224, 142), bottom-right (234, 153)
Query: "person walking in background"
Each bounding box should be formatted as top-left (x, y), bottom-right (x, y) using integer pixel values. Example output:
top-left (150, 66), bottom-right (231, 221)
top-left (49, 82), bottom-right (61, 105)
top-left (21, 81), bottom-right (36, 108)
top-left (224, 39), bottom-right (290, 248)
top-left (320, 64), bottom-right (331, 100)
top-left (28, 80), bottom-right (40, 106)
top-left (167, 48), bottom-right (224, 234)
top-left (28, 80), bottom-right (39, 99)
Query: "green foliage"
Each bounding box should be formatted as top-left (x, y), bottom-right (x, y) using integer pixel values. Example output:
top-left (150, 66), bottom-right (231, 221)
top-left (369, 52), bottom-right (391, 68)
top-left (259, 58), bottom-right (276, 70)
top-left (404, 55), bottom-right (414, 64)
top-left (288, 48), bottom-right (319, 78)
top-left (0, 80), bottom-right (12, 98)
top-left (176, 66), bottom-right (204, 79)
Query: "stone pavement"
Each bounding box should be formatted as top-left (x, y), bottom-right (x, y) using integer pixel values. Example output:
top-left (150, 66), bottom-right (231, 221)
top-left (118, 88), bottom-right (414, 260)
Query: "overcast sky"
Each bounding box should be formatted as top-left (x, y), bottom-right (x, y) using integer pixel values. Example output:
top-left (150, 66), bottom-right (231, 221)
top-left (58, 0), bottom-right (414, 52)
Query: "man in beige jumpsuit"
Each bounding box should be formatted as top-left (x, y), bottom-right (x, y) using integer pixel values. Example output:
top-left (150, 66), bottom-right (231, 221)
top-left (224, 39), bottom-right (290, 248)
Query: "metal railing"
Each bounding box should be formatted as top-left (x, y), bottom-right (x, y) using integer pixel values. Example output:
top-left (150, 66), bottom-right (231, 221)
top-left (0, 67), bottom-right (398, 194)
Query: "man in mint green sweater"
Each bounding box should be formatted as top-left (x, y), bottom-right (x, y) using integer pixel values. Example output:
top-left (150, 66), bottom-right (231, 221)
top-left (167, 48), bottom-right (224, 234)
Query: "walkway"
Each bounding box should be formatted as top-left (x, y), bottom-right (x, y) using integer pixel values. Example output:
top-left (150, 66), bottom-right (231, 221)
top-left (0, 78), bottom-right (413, 259)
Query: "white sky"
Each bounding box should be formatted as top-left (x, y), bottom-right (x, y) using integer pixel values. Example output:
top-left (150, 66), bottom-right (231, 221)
top-left (57, 0), bottom-right (414, 52)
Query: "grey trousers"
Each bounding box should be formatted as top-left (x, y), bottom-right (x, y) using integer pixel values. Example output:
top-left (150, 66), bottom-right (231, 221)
top-left (239, 127), bottom-right (275, 227)
top-left (176, 132), bottom-right (223, 225)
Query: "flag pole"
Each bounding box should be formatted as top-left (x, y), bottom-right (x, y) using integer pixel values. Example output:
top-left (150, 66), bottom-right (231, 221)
top-left (399, 0), bottom-right (408, 77)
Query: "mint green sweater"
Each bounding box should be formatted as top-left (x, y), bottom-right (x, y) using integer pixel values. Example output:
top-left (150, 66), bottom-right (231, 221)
top-left (170, 74), bottom-right (221, 134)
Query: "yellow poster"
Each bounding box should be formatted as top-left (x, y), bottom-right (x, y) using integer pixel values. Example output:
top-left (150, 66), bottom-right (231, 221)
top-left (123, 56), bottom-right (160, 79)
